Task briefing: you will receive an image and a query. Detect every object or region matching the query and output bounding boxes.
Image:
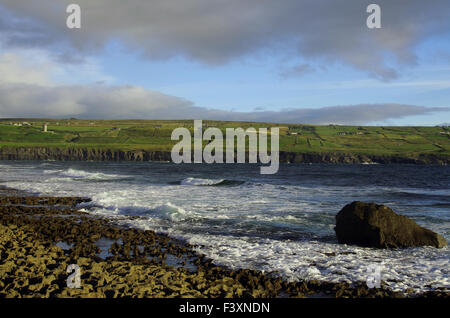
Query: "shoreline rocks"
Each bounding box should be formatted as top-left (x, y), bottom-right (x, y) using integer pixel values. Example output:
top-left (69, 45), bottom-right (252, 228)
top-left (335, 201), bottom-right (448, 249)
top-left (0, 194), bottom-right (419, 299)
top-left (1, 195), bottom-right (448, 298)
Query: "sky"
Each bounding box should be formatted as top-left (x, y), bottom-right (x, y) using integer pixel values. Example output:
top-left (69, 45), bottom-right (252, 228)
top-left (0, 0), bottom-right (449, 125)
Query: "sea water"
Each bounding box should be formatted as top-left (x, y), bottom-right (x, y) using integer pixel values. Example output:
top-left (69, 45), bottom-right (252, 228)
top-left (0, 161), bottom-right (448, 293)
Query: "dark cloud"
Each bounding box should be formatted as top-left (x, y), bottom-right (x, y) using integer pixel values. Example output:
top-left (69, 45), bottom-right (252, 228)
top-left (53, 51), bottom-right (86, 65)
top-left (0, 82), bottom-right (447, 124)
top-left (279, 64), bottom-right (314, 78)
top-left (253, 107), bottom-right (266, 111)
top-left (1, 0), bottom-right (450, 79)
top-left (234, 104), bottom-right (450, 125)
top-left (0, 4), bottom-right (59, 49)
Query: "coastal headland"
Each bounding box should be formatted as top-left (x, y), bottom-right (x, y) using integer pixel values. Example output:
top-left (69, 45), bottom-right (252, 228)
top-left (0, 119), bottom-right (449, 164)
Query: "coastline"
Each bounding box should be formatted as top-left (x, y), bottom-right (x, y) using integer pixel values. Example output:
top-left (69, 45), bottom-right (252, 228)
top-left (0, 188), bottom-right (448, 298)
top-left (0, 146), bottom-right (449, 165)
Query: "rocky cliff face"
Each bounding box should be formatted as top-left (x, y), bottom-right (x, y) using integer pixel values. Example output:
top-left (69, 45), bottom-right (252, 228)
top-left (0, 147), bottom-right (170, 162)
top-left (278, 151), bottom-right (449, 165)
top-left (0, 147), bottom-right (448, 164)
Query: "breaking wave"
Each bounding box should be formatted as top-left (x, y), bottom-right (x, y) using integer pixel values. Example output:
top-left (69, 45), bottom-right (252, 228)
top-left (178, 177), bottom-right (244, 186)
top-left (45, 168), bottom-right (129, 181)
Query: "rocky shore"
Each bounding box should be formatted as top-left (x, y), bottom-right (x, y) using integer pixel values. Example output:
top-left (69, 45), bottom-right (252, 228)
top-left (0, 191), bottom-right (448, 298)
top-left (0, 146), bottom-right (448, 165)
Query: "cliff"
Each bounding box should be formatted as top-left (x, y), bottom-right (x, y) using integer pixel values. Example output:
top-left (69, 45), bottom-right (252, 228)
top-left (0, 147), bottom-right (448, 165)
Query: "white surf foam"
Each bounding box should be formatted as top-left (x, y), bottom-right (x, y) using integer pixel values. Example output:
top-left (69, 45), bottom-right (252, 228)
top-left (153, 203), bottom-right (191, 221)
top-left (60, 168), bottom-right (122, 180)
top-left (161, 230), bottom-right (450, 293)
top-left (180, 177), bottom-right (224, 186)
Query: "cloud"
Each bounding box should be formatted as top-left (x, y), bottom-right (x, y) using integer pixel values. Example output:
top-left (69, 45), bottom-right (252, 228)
top-left (1, 0), bottom-right (450, 80)
top-left (0, 48), bottom-right (114, 87)
top-left (0, 51), bottom-right (197, 119)
top-left (279, 63), bottom-right (315, 78)
top-left (0, 83), bottom-right (199, 119)
top-left (0, 80), bottom-right (447, 124)
top-left (232, 104), bottom-right (450, 125)
top-left (0, 52), bottom-right (52, 85)
top-left (0, 46), bottom-right (448, 125)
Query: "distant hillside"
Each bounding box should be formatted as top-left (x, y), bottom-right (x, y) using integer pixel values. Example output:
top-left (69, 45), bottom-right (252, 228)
top-left (0, 119), bottom-right (449, 164)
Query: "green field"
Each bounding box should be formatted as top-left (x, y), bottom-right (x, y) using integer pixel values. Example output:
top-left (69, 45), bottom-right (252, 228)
top-left (0, 118), bottom-right (449, 157)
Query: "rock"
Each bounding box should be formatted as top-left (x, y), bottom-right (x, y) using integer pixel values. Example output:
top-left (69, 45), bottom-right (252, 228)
top-left (335, 201), bottom-right (448, 248)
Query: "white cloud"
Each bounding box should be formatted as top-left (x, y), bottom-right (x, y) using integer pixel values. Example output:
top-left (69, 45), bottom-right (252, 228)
top-left (0, 47), bottom-right (115, 87)
top-left (0, 52), bottom-right (52, 85)
top-left (0, 52), bottom-right (196, 119)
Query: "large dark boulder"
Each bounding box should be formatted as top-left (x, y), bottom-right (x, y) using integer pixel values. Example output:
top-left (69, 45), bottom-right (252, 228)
top-left (335, 201), bottom-right (448, 248)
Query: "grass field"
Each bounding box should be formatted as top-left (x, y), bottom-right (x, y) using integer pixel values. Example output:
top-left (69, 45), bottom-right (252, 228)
top-left (0, 118), bottom-right (449, 157)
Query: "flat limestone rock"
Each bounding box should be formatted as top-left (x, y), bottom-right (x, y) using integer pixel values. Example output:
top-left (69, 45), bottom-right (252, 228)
top-left (335, 201), bottom-right (448, 248)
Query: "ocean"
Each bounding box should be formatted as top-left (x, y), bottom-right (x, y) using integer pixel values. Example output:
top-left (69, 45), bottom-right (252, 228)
top-left (0, 161), bottom-right (449, 293)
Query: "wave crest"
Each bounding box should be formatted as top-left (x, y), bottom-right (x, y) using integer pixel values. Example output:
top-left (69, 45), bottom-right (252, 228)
top-left (44, 168), bottom-right (124, 181)
top-left (153, 203), bottom-right (190, 221)
top-left (179, 177), bottom-right (244, 186)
